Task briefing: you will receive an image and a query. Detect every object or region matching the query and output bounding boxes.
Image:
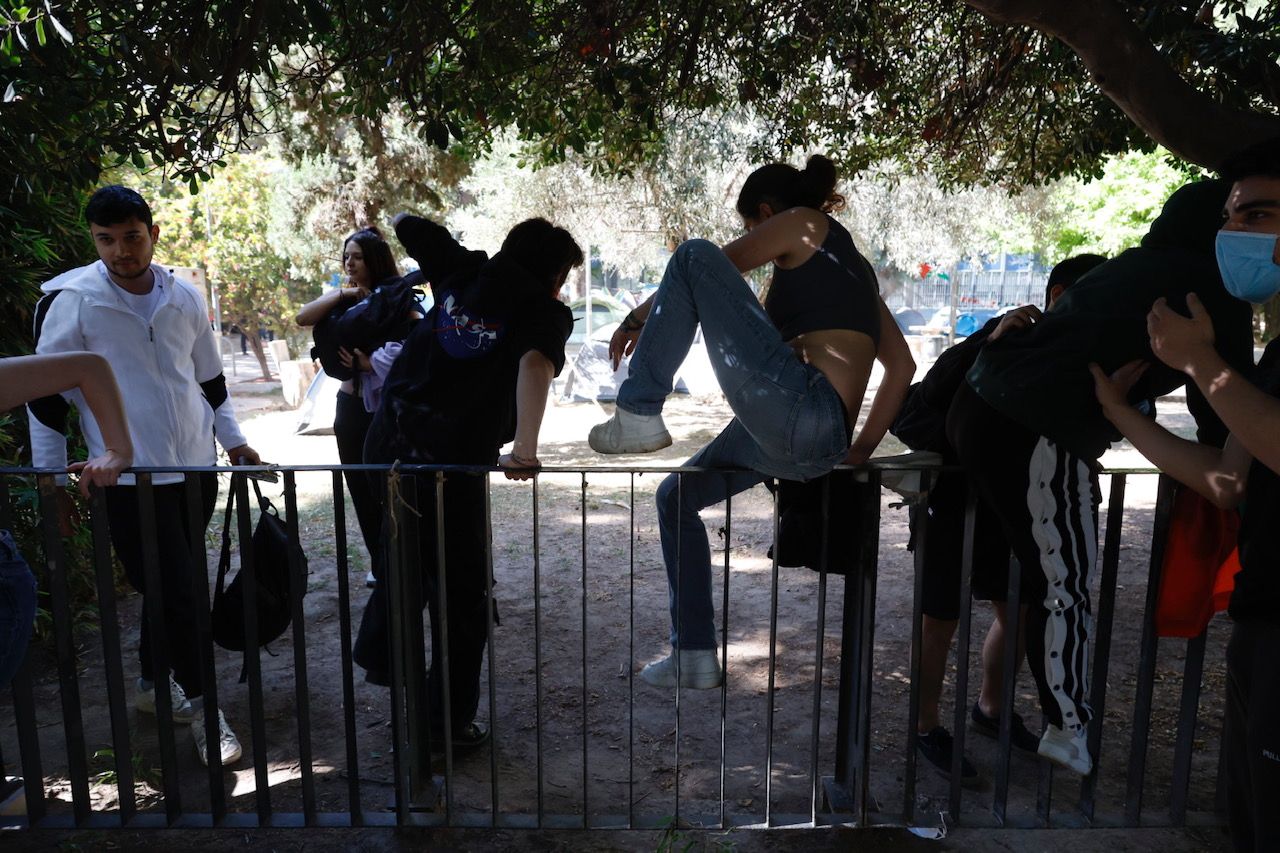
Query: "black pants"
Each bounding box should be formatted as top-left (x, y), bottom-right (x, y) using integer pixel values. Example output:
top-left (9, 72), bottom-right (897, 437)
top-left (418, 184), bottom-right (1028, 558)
top-left (1225, 620), bottom-right (1280, 852)
top-left (947, 381), bottom-right (1099, 730)
top-left (334, 390), bottom-right (381, 556)
top-left (353, 470), bottom-right (492, 732)
top-left (104, 474), bottom-right (219, 698)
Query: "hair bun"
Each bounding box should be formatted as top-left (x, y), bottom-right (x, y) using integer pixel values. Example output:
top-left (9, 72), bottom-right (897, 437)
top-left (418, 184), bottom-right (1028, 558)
top-left (801, 154), bottom-right (843, 212)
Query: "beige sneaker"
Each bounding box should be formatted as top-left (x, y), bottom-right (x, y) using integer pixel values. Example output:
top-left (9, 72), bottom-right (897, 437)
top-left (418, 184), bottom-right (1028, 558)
top-left (192, 708), bottom-right (243, 767)
top-left (589, 408), bottom-right (672, 454)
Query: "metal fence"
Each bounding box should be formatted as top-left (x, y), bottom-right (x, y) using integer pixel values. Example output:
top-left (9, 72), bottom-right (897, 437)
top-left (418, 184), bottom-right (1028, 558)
top-left (0, 462), bottom-right (1226, 832)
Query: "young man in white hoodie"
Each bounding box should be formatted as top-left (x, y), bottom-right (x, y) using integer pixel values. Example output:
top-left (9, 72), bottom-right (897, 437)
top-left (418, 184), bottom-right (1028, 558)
top-left (27, 185), bottom-right (259, 767)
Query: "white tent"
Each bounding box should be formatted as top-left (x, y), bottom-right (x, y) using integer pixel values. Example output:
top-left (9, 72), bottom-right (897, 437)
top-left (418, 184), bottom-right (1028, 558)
top-left (559, 322), bottom-right (719, 402)
top-left (295, 369), bottom-right (341, 435)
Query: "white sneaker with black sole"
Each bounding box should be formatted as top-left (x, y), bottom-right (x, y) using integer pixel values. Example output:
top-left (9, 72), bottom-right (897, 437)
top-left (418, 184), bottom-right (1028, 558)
top-left (589, 409), bottom-right (672, 454)
top-left (1037, 723), bottom-right (1092, 776)
top-left (191, 707), bottom-right (243, 767)
top-left (135, 674), bottom-right (195, 723)
top-left (639, 649), bottom-right (722, 689)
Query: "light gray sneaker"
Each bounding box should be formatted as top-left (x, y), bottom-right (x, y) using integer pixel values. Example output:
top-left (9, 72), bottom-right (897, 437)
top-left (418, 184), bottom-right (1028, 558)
top-left (639, 649), bottom-right (722, 689)
top-left (1037, 723), bottom-right (1092, 776)
top-left (589, 408), bottom-right (672, 454)
top-left (192, 707), bottom-right (243, 767)
top-left (135, 674), bottom-right (195, 723)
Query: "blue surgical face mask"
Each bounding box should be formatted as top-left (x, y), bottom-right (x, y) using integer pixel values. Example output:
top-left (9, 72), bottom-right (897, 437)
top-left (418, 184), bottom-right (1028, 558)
top-left (1216, 230), bottom-right (1280, 304)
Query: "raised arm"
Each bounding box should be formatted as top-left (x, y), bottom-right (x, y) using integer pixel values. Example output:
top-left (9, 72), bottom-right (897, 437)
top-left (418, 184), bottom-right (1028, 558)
top-left (1092, 359), bottom-right (1252, 508)
top-left (1148, 293), bottom-right (1280, 476)
top-left (847, 297), bottom-right (916, 464)
top-left (296, 285), bottom-right (365, 327)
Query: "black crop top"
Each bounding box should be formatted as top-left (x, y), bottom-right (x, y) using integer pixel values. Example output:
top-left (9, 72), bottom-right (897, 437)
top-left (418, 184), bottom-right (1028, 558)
top-left (764, 216), bottom-right (881, 348)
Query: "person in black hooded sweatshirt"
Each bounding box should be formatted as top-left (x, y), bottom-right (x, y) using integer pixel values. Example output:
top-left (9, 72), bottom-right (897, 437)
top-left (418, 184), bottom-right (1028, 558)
top-left (354, 213), bottom-right (582, 750)
top-left (946, 179), bottom-right (1255, 776)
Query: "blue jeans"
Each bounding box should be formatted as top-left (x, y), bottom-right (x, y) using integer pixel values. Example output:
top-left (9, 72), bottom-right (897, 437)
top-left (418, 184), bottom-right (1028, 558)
top-left (0, 529), bottom-right (37, 688)
top-left (618, 240), bottom-right (850, 649)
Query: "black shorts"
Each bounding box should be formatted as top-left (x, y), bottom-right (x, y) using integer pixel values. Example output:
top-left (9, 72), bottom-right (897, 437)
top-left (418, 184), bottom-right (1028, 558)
top-left (913, 470), bottom-right (1014, 621)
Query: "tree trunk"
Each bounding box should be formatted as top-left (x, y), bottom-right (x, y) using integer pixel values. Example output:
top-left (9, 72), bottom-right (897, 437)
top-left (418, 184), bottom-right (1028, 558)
top-left (247, 327), bottom-right (273, 380)
top-left (961, 0), bottom-right (1280, 168)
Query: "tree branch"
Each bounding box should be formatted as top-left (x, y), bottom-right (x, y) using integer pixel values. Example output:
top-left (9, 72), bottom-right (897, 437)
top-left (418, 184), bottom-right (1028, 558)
top-left (961, 0), bottom-right (1280, 167)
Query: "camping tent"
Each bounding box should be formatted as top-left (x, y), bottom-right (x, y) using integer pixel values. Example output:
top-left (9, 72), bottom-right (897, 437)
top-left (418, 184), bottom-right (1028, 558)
top-left (295, 369), bottom-right (341, 435)
top-left (559, 322), bottom-right (719, 402)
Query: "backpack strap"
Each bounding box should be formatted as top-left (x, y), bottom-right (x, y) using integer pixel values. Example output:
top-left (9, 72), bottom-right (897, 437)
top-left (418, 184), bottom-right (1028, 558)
top-left (251, 477), bottom-right (280, 517)
top-left (215, 475), bottom-right (238, 598)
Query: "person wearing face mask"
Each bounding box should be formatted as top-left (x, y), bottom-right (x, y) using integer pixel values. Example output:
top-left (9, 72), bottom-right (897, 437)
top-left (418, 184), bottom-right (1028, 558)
top-left (945, 176), bottom-right (1258, 777)
top-left (1092, 138), bottom-right (1280, 853)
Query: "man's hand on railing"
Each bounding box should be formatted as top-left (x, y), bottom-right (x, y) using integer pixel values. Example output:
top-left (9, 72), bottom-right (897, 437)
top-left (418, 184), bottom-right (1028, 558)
top-left (498, 452), bottom-right (540, 481)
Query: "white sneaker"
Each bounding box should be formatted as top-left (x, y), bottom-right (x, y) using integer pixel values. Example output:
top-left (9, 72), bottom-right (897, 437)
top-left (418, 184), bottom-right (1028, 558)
top-left (639, 649), bottom-right (722, 689)
top-left (192, 708), bottom-right (243, 767)
top-left (1037, 723), bottom-right (1092, 776)
top-left (135, 674), bottom-right (195, 723)
top-left (589, 408), bottom-right (672, 454)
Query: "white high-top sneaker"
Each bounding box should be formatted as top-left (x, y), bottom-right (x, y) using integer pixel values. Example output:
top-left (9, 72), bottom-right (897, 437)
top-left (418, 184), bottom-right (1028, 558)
top-left (639, 649), bottom-right (722, 689)
top-left (1037, 723), bottom-right (1092, 776)
top-left (589, 409), bottom-right (672, 454)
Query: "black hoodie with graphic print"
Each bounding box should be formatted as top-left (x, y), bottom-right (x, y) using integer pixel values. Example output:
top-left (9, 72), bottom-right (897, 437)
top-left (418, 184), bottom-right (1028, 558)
top-left (369, 215), bottom-right (573, 465)
top-left (965, 180), bottom-right (1255, 459)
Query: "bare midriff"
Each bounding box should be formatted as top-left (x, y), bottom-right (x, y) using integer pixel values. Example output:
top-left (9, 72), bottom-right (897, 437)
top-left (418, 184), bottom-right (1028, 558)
top-left (786, 329), bottom-right (876, 423)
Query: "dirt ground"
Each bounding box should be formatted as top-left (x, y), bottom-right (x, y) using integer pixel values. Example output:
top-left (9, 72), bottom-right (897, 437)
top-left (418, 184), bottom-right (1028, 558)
top-left (0, 350), bottom-right (1232, 846)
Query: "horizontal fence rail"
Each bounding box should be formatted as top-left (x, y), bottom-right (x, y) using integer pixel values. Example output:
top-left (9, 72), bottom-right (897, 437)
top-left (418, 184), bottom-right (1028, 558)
top-left (0, 462), bottom-right (1228, 833)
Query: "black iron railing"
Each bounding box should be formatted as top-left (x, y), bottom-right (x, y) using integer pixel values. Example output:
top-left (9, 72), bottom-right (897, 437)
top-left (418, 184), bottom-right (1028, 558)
top-left (0, 462), bottom-right (1224, 831)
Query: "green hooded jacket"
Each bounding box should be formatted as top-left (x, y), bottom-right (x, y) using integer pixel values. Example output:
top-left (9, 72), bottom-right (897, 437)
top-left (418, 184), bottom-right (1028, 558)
top-left (966, 180), bottom-right (1255, 459)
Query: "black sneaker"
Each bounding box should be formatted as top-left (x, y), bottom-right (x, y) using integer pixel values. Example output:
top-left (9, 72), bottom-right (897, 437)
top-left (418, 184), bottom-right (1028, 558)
top-left (916, 727), bottom-right (980, 787)
top-left (429, 722), bottom-right (490, 755)
top-left (970, 703), bottom-right (1040, 753)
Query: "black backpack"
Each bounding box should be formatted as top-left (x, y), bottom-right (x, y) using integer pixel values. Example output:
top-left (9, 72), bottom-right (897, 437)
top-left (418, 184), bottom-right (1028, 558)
top-left (211, 476), bottom-right (306, 673)
top-left (310, 271), bottom-right (424, 380)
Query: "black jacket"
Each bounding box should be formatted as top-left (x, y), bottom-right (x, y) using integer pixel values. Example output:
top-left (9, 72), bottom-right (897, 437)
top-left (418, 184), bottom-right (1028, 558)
top-left (966, 180), bottom-right (1254, 458)
top-left (368, 216), bottom-right (573, 465)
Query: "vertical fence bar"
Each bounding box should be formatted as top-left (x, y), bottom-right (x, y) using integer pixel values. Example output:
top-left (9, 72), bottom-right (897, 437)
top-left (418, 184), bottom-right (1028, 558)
top-left (432, 471), bottom-right (454, 822)
top-left (1079, 473), bottom-right (1127, 820)
top-left (233, 473), bottom-right (271, 823)
top-left (903, 472), bottom-right (931, 825)
top-left (1169, 631), bottom-right (1207, 824)
top-left (852, 470), bottom-right (882, 825)
top-left (720, 487), bottom-right (731, 830)
top-left (1036, 720), bottom-right (1054, 826)
top-left (483, 475), bottom-right (501, 825)
top-left (385, 471), bottom-right (410, 825)
top-left (329, 470), bottom-right (362, 825)
top-left (629, 474), bottom-right (637, 829)
top-left (810, 478), bottom-right (833, 826)
top-left (948, 486), bottom-right (977, 824)
top-left (532, 477), bottom-right (545, 827)
top-left (579, 472), bottom-right (589, 827)
top-left (36, 475), bottom-right (91, 826)
top-left (674, 473), bottom-right (683, 826)
top-left (993, 552), bottom-right (1023, 827)
top-left (1125, 474), bottom-right (1177, 825)
top-left (10, 655), bottom-right (43, 826)
top-left (135, 473), bottom-right (182, 823)
top-left (282, 472), bottom-right (317, 824)
top-left (182, 474), bottom-right (224, 823)
top-left (89, 486), bottom-right (137, 824)
top-left (765, 485), bottom-right (781, 828)
top-left (404, 473), bottom-right (435, 814)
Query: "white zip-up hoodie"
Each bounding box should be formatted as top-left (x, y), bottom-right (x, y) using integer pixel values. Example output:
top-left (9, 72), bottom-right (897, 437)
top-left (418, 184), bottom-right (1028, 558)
top-left (28, 261), bottom-right (247, 485)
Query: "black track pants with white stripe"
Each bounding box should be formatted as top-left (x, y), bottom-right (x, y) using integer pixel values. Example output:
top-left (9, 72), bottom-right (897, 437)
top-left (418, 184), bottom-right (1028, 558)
top-left (947, 381), bottom-right (1100, 730)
